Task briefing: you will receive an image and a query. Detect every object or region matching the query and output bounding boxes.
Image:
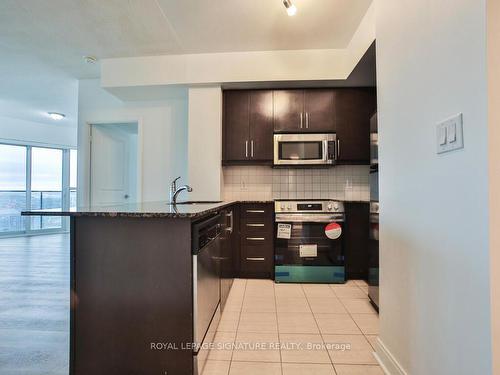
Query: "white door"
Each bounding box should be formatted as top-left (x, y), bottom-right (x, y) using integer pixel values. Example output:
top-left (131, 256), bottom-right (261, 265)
top-left (90, 124), bottom-right (137, 205)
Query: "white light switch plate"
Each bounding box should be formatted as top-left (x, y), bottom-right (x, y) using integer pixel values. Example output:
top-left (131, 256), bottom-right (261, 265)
top-left (436, 113), bottom-right (464, 154)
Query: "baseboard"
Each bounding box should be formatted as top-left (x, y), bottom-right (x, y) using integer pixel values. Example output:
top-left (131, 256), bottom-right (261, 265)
top-left (375, 337), bottom-right (409, 375)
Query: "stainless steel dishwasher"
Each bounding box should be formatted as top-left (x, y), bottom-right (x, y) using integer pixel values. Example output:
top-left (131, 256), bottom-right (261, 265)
top-left (192, 213), bottom-right (222, 374)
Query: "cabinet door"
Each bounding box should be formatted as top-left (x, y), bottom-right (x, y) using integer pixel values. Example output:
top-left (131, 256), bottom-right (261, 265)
top-left (223, 91), bottom-right (250, 162)
top-left (249, 90), bottom-right (273, 161)
top-left (304, 89), bottom-right (336, 132)
top-left (273, 90), bottom-right (304, 132)
top-left (336, 89), bottom-right (376, 163)
top-left (344, 202), bottom-right (370, 279)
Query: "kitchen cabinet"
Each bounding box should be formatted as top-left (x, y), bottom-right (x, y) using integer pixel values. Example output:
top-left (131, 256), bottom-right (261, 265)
top-left (344, 202), bottom-right (370, 280)
top-left (274, 89), bottom-right (335, 133)
top-left (336, 88), bottom-right (377, 164)
top-left (239, 203), bottom-right (274, 279)
top-left (223, 88), bottom-right (376, 166)
top-left (223, 90), bottom-right (273, 164)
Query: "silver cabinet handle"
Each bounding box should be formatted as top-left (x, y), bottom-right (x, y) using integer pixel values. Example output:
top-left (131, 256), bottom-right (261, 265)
top-left (226, 211), bottom-right (233, 233)
top-left (300, 112), bottom-right (303, 128)
top-left (246, 257), bottom-right (265, 261)
top-left (246, 223), bottom-right (265, 227)
top-left (251, 140), bottom-right (254, 158)
top-left (246, 210), bottom-right (265, 213)
top-left (337, 139), bottom-right (340, 159)
top-left (305, 112), bottom-right (309, 128)
top-left (246, 237), bottom-right (265, 241)
top-left (245, 140), bottom-right (248, 158)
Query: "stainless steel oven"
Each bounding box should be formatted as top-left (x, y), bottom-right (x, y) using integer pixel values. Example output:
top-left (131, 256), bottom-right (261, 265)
top-left (274, 200), bottom-right (346, 283)
top-left (274, 133), bottom-right (337, 166)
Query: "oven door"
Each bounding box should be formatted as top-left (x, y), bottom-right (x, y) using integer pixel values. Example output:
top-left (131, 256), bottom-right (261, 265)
top-left (274, 134), bottom-right (336, 166)
top-left (274, 220), bottom-right (345, 283)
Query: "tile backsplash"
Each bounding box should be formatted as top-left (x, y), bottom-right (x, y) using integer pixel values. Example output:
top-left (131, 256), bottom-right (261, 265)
top-left (222, 165), bottom-right (370, 201)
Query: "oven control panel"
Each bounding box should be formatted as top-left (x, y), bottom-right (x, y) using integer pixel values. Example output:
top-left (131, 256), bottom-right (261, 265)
top-left (275, 200), bottom-right (344, 213)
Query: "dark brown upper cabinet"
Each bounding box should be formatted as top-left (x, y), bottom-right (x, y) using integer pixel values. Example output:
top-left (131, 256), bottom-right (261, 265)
top-left (223, 90), bottom-right (273, 165)
top-left (335, 88), bottom-right (377, 164)
top-left (274, 89), bottom-right (335, 133)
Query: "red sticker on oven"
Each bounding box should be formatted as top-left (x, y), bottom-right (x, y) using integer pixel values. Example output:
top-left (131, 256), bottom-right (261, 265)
top-left (325, 223), bottom-right (342, 239)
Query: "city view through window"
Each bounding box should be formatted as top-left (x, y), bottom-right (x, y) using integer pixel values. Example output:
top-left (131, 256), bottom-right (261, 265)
top-left (0, 143), bottom-right (77, 234)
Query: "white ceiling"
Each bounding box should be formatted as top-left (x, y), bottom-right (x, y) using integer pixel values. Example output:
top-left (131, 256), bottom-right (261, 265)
top-left (0, 0), bottom-right (372, 126)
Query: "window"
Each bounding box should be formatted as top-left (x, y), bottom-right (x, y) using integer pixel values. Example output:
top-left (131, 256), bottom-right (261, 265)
top-left (0, 145), bottom-right (27, 233)
top-left (30, 147), bottom-right (63, 230)
top-left (0, 142), bottom-right (77, 236)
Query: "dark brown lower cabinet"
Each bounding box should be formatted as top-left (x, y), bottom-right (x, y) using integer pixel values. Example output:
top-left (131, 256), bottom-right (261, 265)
top-left (71, 216), bottom-right (194, 375)
top-left (239, 203), bottom-right (274, 279)
top-left (344, 202), bottom-right (370, 280)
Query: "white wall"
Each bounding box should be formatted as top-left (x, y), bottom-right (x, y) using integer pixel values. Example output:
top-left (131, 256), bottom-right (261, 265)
top-left (376, 0), bottom-right (491, 374)
top-left (187, 86), bottom-right (222, 201)
top-left (0, 115), bottom-right (76, 148)
top-left (488, 0), bottom-right (500, 372)
top-left (77, 79), bottom-right (188, 205)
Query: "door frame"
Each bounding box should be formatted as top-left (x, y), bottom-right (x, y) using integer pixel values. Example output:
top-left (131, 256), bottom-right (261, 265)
top-left (85, 119), bottom-right (143, 206)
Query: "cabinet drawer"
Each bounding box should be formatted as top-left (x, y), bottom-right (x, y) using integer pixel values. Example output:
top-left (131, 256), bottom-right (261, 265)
top-left (240, 245), bottom-right (273, 276)
top-left (241, 218), bottom-right (273, 236)
top-left (241, 234), bottom-right (273, 248)
top-left (240, 203), bottom-right (273, 219)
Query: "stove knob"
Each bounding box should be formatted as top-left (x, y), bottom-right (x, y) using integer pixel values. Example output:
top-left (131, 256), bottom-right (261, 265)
top-left (327, 204), bottom-right (333, 211)
top-left (333, 203), bottom-right (339, 211)
top-left (280, 203), bottom-right (285, 210)
top-left (287, 204), bottom-right (292, 211)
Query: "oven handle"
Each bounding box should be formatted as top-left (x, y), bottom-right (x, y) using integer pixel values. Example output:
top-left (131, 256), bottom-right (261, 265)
top-left (275, 214), bottom-right (345, 223)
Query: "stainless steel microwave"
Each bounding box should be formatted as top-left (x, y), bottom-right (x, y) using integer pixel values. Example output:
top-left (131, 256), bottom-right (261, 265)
top-left (273, 133), bottom-right (337, 166)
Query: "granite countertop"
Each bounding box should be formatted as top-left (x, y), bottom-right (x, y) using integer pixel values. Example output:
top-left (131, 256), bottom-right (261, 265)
top-left (20, 200), bottom-right (270, 219)
top-left (21, 199), bottom-right (369, 219)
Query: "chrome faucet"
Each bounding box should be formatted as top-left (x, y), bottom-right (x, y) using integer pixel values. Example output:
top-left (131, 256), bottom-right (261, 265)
top-left (169, 176), bottom-right (193, 205)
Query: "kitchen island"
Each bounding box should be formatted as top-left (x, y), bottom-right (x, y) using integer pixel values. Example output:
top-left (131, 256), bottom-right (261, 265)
top-left (22, 201), bottom-right (239, 375)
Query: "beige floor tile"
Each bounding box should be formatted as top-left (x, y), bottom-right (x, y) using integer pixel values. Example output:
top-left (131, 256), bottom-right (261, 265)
top-left (351, 314), bottom-right (379, 335)
top-left (229, 361), bottom-right (282, 375)
top-left (331, 287), bottom-right (368, 300)
top-left (359, 286), bottom-right (369, 295)
top-left (238, 312), bottom-right (278, 333)
top-left (341, 299), bottom-right (377, 314)
top-left (365, 335), bottom-right (379, 351)
top-left (202, 360), bottom-right (230, 375)
top-left (275, 283), bottom-right (306, 298)
top-left (282, 363), bottom-right (336, 375)
top-left (246, 279), bottom-right (275, 287)
top-left (276, 297), bottom-right (311, 313)
top-left (242, 296), bottom-right (276, 313)
top-left (302, 284), bottom-right (337, 298)
top-left (353, 280), bottom-right (368, 287)
top-left (280, 333), bottom-right (330, 364)
top-left (245, 285), bottom-right (275, 298)
top-left (314, 314), bottom-right (362, 335)
top-left (340, 280), bottom-right (359, 287)
top-left (223, 302), bottom-right (244, 313)
top-left (208, 331), bottom-right (236, 361)
top-left (334, 364), bottom-right (384, 375)
top-left (232, 332), bottom-right (280, 362)
top-left (277, 312), bottom-right (319, 334)
top-left (217, 311), bottom-right (241, 332)
top-left (307, 297), bottom-right (347, 314)
top-left (323, 334), bottom-right (377, 365)
top-left (202, 359), bottom-right (231, 375)
top-left (232, 279), bottom-right (248, 287)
